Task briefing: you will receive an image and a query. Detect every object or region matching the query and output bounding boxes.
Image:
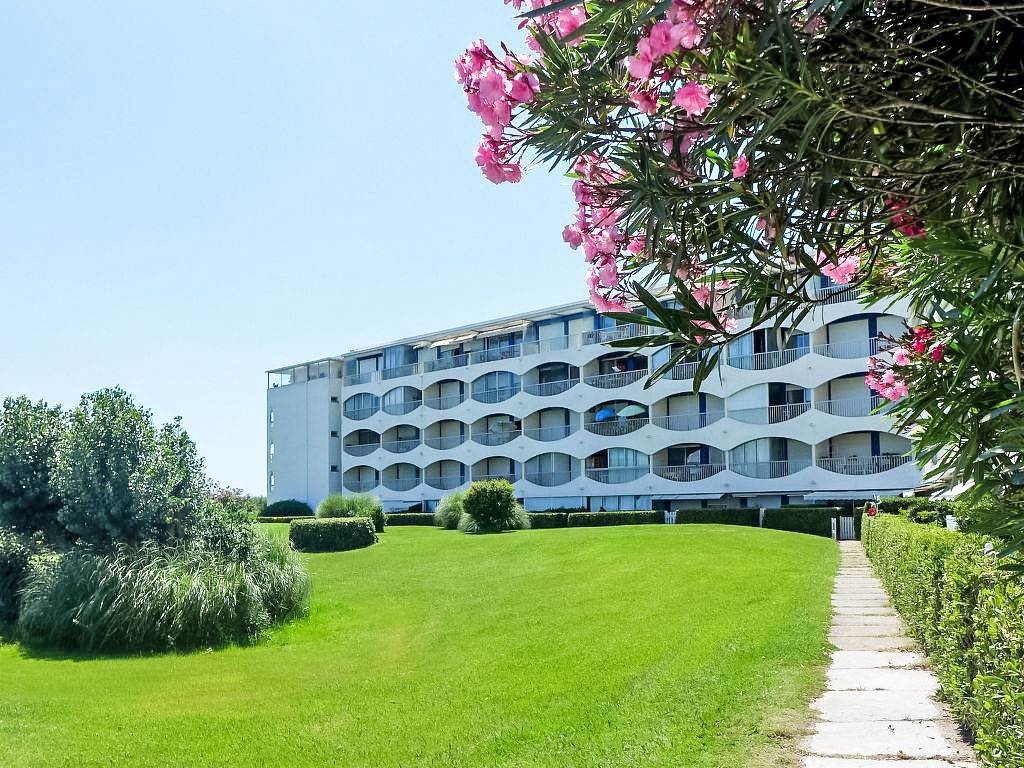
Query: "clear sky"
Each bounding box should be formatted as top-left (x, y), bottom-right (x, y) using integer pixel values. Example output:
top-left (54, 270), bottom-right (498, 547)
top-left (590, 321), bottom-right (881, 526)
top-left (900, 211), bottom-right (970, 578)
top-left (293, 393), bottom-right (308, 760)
top-left (0, 2), bottom-right (587, 494)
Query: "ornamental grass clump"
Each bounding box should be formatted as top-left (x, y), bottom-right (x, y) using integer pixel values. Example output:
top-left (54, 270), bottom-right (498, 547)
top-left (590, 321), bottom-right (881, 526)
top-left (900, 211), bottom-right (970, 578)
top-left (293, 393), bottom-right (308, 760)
top-left (316, 493), bottom-right (385, 532)
top-left (433, 491), bottom-right (466, 530)
top-left (458, 479), bottom-right (529, 534)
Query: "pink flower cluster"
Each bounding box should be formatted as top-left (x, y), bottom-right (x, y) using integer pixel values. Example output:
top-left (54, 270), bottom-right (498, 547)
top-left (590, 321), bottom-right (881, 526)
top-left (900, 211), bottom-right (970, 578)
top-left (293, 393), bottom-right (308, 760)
top-left (866, 327), bottom-right (945, 401)
top-left (817, 249), bottom-right (861, 285)
top-left (505, 0), bottom-right (587, 50)
top-left (455, 40), bottom-right (541, 184)
top-left (887, 199), bottom-right (926, 238)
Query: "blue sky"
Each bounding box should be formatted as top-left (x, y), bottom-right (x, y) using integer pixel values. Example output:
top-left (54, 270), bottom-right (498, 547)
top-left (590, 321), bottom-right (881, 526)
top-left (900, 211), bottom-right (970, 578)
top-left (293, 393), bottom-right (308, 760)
top-left (0, 2), bottom-right (585, 494)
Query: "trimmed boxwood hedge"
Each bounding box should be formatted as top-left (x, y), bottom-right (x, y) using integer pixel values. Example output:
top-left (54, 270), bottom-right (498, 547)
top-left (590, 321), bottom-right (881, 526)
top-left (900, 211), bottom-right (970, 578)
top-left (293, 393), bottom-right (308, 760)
top-left (864, 514), bottom-right (1023, 766)
top-left (289, 518), bottom-right (377, 552)
top-left (674, 508), bottom-right (758, 526)
top-left (265, 499), bottom-right (314, 518)
top-left (763, 507), bottom-right (843, 537)
top-left (567, 510), bottom-right (663, 527)
top-left (526, 512), bottom-right (569, 529)
top-left (385, 513), bottom-right (436, 526)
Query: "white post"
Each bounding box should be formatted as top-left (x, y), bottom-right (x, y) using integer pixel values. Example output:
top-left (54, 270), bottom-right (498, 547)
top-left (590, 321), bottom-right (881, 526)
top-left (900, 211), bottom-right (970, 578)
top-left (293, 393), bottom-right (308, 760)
top-left (831, 517), bottom-right (837, 540)
top-left (758, 506), bottom-right (766, 527)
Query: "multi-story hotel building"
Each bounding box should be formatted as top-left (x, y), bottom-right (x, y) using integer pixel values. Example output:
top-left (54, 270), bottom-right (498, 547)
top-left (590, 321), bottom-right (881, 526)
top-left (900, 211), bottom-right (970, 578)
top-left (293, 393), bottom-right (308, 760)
top-left (266, 281), bottom-right (922, 512)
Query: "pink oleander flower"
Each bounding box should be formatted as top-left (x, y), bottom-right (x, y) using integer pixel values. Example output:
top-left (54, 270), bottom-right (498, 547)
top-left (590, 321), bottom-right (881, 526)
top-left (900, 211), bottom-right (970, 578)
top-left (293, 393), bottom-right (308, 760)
top-left (477, 66), bottom-right (509, 105)
top-left (674, 20), bottom-right (702, 49)
top-left (818, 249), bottom-right (861, 285)
top-left (626, 237), bottom-right (645, 255)
top-left (563, 225), bottom-right (583, 249)
top-left (930, 344), bottom-right (945, 362)
top-left (475, 137), bottom-right (522, 184)
top-left (732, 154), bottom-right (749, 178)
top-left (628, 84), bottom-right (659, 115)
top-left (892, 347), bottom-right (911, 366)
top-left (672, 81), bottom-right (711, 116)
top-left (589, 289), bottom-right (630, 313)
top-left (647, 21), bottom-right (689, 57)
top-left (507, 71), bottom-right (541, 103)
top-left (627, 38), bottom-right (655, 80)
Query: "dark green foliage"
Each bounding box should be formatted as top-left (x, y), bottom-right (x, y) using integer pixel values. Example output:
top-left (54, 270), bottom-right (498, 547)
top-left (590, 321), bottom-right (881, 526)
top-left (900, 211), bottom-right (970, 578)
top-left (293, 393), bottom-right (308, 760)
top-left (0, 397), bottom-right (65, 535)
top-left (876, 496), bottom-right (957, 524)
top-left (208, 485), bottom-right (265, 520)
top-left (526, 512), bottom-right (569, 529)
top-left (459, 480), bottom-right (529, 534)
top-left (289, 518), bottom-right (377, 552)
top-left (0, 528), bottom-right (31, 626)
top-left (264, 499), bottom-right (313, 518)
top-left (433, 491), bottom-right (465, 530)
top-left (258, 515), bottom-right (312, 524)
top-left (762, 507), bottom-right (842, 538)
top-left (567, 511), bottom-right (663, 527)
top-left (16, 535), bottom-right (310, 652)
top-left (316, 494), bottom-right (385, 532)
top-left (531, 506), bottom-right (587, 515)
top-left (674, 508), bottom-right (758, 526)
top-left (385, 513), bottom-right (437, 526)
top-left (864, 515), bottom-right (1023, 766)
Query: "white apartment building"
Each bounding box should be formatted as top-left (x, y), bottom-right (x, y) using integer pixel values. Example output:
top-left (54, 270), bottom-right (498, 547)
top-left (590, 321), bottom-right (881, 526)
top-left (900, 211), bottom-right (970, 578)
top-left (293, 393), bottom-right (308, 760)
top-left (267, 281), bottom-right (922, 512)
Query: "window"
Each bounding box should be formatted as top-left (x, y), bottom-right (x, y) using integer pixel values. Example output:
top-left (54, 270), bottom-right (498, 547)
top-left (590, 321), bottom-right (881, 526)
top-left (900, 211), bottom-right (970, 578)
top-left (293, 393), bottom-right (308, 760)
top-left (269, 410), bottom-right (275, 425)
top-left (269, 473), bottom-right (275, 489)
top-left (269, 443), bottom-right (274, 462)
top-left (330, 430), bottom-right (339, 437)
top-left (330, 396), bottom-right (339, 403)
top-left (330, 465), bottom-right (338, 472)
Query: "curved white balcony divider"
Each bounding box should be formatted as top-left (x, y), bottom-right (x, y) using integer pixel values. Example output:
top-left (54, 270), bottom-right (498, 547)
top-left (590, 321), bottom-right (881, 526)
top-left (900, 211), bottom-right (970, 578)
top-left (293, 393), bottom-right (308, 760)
top-left (583, 369), bottom-right (649, 388)
top-left (425, 475), bottom-right (464, 490)
top-left (344, 479), bottom-right (378, 492)
top-left (382, 476), bottom-right (420, 491)
top-left (813, 396), bottom-right (882, 418)
top-left (583, 417), bottom-right (649, 436)
top-left (343, 406), bottom-right (378, 421)
top-left (343, 443), bottom-right (378, 457)
top-left (523, 470), bottom-right (575, 487)
top-left (580, 323), bottom-right (650, 346)
top-left (472, 472), bottom-right (519, 483)
top-left (728, 402), bottom-right (811, 425)
top-left (651, 411), bottom-right (725, 431)
top-left (812, 337), bottom-right (882, 359)
top-left (667, 361), bottom-right (699, 380)
top-left (730, 459), bottom-right (811, 478)
top-left (522, 378), bottom-right (579, 396)
top-left (471, 345), bottom-right (521, 364)
top-left (381, 439), bottom-right (419, 453)
top-left (423, 353), bottom-right (470, 373)
top-left (585, 466), bottom-right (649, 483)
top-left (653, 464), bottom-right (726, 482)
top-left (423, 393), bottom-right (465, 410)
top-left (522, 424), bottom-right (574, 441)
top-left (813, 283), bottom-right (867, 305)
top-left (423, 435), bottom-right (465, 450)
top-left (521, 336), bottom-right (570, 355)
top-left (471, 384), bottom-right (521, 404)
top-left (381, 400), bottom-right (421, 416)
top-left (816, 454), bottom-right (912, 475)
top-left (726, 347), bottom-right (809, 371)
top-left (343, 371), bottom-right (376, 386)
top-left (472, 430), bottom-right (521, 446)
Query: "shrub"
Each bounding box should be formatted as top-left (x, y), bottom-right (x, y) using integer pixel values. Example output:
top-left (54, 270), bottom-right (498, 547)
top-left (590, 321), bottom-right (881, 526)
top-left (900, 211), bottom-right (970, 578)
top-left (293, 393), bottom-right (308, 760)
top-left (385, 513), bottom-right (437, 526)
top-left (674, 508), bottom-right (758, 526)
top-left (526, 512), bottom-right (569, 529)
top-left (863, 515), bottom-right (1023, 766)
top-left (876, 496), bottom-right (957, 524)
top-left (316, 494), bottom-right (385, 532)
top-left (16, 535), bottom-right (310, 652)
top-left (0, 396), bottom-right (65, 535)
top-left (258, 516), bottom-right (310, 524)
top-left (0, 528), bottom-right (30, 626)
top-left (531, 506), bottom-right (587, 515)
top-left (289, 518), bottom-right (377, 552)
top-left (209, 485), bottom-right (265, 520)
top-left (567, 511), bottom-right (663, 527)
top-left (459, 480), bottom-right (529, 534)
top-left (433, 491), bottom-right (466, 530)
top-left (264, 499), bottom-right (313, 518)
top-left (762, 507), bottom-right (842, 538)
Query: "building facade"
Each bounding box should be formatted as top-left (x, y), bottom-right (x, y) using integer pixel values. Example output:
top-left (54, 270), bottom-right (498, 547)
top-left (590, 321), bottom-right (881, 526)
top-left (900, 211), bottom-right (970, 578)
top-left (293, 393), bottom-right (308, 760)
top-left (267, 282), bottom-right (921, 512)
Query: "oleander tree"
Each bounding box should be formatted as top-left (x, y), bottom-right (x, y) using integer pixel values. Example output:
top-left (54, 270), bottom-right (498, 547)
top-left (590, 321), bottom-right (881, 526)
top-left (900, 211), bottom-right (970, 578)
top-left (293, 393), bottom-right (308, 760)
top-left (456, 0), bottom-right (1024, 547)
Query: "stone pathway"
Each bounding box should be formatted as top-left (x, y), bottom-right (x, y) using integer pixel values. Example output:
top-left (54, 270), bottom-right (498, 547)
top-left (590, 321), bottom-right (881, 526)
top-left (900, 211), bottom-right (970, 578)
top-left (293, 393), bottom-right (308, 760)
top-left (800, 541), bottom-right (978, 767)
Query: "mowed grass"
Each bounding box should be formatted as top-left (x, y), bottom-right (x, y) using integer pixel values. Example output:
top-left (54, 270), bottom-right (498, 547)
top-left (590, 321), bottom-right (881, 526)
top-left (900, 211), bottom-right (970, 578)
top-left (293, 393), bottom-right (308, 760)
top-left (0, 525), bottom-right (837, 768)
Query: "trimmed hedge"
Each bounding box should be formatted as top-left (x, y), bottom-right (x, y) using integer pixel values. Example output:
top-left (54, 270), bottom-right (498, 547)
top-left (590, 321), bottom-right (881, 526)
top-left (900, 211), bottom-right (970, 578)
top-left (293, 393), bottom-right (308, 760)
top-left (0, 528), bottom-right (30, 626)
top-left (763, 507), bottom-right (843, 537)
top-left (265, 499), bottom-right (314, 517)
top-left (876, 496), bottom-right (957, 524)
top-left (674, 508), bottom-right (758, 526)
top-left (526, 512), bottom-right (569, 529)
top-left (532, 506), bottom-right (587, 515)
top-left (385, 513), bottom-right (437, 526)
top-left (258, 515), bottom-right (314, 524)
top-left (864, 515), bottom-right (1023, 766)
top-left (567, 510), bottom-right (663, 527)
top-left (289, 518), bottom-right (377, 552)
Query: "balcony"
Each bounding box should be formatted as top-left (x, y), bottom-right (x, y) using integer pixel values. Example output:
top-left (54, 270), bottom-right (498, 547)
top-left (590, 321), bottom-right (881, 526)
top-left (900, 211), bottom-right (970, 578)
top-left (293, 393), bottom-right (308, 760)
top-left (650, 411), bottom-right (724, 431)
top-left (584, 418), bottom-right (648, 436)
top-left (471, 384), bottom-right (520, 404)
top-left (814, 283), bottom-right (867, 305)
top-left (581, 323), bottom-right (650, 345)
top-left (425, 475), bottom-right (465, 490)
top-left (728, 402), bottom-right (811, 425)
top-left (725, 347), bottom-right (809, 371)
top-left (380, 363), bottom-right (420, 380)
top-left (522, 378), bottom-right (579, 396)
top-left (343, 478), bottom-right (378, 492)
top-left (812, 337), bottom-right (882, 359)
top-left (583, 369), bottom-right (648, 389)
top-left (813, 396), bottom-right (883, 418)
top-left (816, 454), bottom-right (913, 475)
top-left (343, 443), bottom-right (378, 457)
top-left (522, 424), bottom-right (574, 441)
top-left (423, 435), bottom-right (465, 450)
top-left (666, 361), bottom-right (699, 380)
top-left (730, 459), bottom-right (811, 479)
top-left (343, 407), bottom-right (378, 421)
top-left (471, 345), bottom-right (521, 364)
top-left (423, 393), bottom-right (465, 410)
top-left (585, 466), bottom-right (649, 483)
top-left (382, 476), bottom-right (420, 491)
top-left (381, 438), bottom-right (419, 453)
top-left (473, 472), bottom-right (519, 483)
top-left (653, 464), bottom-right (726, 482)
top-left (472, 430), bottom-right (521, 446)
top-left (382, 400), bottom-right (421, 416)
top-left (343, 371), bottom-right (376, 386)
top-left (423, 353), bottom-right (469, 373)
top-left (523, 470), bottom-right (574, 487)
top-left (521, 336), bottom-right (570, 355)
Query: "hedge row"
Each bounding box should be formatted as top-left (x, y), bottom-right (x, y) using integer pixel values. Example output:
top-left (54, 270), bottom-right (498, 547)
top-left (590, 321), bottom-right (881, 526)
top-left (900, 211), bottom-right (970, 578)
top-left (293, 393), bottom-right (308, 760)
top-left (258, 515), bottom-right (314, 524)
top-left (264, 499), bottom-right (314, 517)
top-left (762, 507), bottom-right (845, 538)
top-left (567, 511), bottom-right (663, 527)
top-left (526, 512), bottom-right (569, 529)
top-left (289, 518), bottom-right (377, 552)
top-left (675, 508), bottom-right (758, 526)
top-left (385, 513), bottom-right (436, 526)
top-left (863, 515), bottom-right (1023, 766)
top-left (876, 495), bottom-right (957, 524)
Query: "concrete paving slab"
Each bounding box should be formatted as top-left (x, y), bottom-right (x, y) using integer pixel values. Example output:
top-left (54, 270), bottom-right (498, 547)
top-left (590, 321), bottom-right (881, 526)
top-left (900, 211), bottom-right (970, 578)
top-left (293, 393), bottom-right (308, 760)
top-left (810, 688), bottom-right (940, 722)
top-left (831, 616), bottom-right (905, 629)
top-left (803, 758), bottom-right (976, 768)
top-left (831, 607), bottom-right (898, 617)
top-left (829, 624), bottom-right (906, 637)
top-left (829, 635), bottom-right (917, 651)
top-left (803, 720), bottom-right (954, 758)
top-left (827, 667), bottom-right (939, 692)
top-left (829, 651), bottom-right (924, 668)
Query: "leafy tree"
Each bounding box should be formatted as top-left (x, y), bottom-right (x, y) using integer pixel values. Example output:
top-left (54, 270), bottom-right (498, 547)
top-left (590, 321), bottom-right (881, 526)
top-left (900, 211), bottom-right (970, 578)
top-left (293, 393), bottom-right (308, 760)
top-left (0, 397), bottom-right (65, 534)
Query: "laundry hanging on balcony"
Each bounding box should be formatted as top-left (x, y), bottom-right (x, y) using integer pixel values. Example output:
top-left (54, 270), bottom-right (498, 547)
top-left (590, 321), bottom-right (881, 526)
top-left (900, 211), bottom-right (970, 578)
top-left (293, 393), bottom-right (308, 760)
top-left (616, 404), bottom-right (646, 418)
top-left (594, 407), bottom-right (616, 422)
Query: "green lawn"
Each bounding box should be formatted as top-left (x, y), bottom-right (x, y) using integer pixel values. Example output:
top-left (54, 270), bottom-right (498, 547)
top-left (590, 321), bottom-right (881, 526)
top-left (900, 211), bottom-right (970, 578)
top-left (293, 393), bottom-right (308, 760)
top-left (0, 525), bottom-right (837, 767)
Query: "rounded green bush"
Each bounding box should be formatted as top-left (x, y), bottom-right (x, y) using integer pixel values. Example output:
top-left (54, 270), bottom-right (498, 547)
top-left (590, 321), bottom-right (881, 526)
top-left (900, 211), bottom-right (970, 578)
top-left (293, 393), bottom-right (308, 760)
top-left (315, 494), bottom-right (384, 533)
top-left (459, 480), bottom-right (529, 534)
top-left (434, 491), bottom-right (465, 530)
top-left (290, 517), bottom-right (378, 552)
top-left (264, 499), bottom-right (313, 518)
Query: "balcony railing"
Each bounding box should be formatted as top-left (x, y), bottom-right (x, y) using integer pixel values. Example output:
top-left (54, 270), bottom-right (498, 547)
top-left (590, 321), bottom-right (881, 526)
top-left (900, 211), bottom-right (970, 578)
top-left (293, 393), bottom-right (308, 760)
top-left (381, 438), bottom-right (419, 453)
top-left (585, 466), bottom-right (649, 483)
top-left (423, 435), bottom-right (465, 450)
top-left (472, 430), bottom-right (521, 446)
top-left (728, 402), bottom-right (811, 425)
top-left (423, 393), bottom-right (465, 410)
top-left (813, 283), bottom-right (867, 305)
top-left (816, 454), bottom-right (913, 475)
top-left (382, 476), bottom-right (420, 491)
top-left (521, 335), bottom-right (570, 355)
top-left (522, 378), bottom-right (579, 396)
top-left (813, 396), bottom-right (883, 418)
top-left (425, 475), bottom-right (465, 490)
top-left (653, 464), bottom-right (726, 482)
top-left (381, 363), bottom-right (420, 380)
top-left (729, 302), bottom-right (757, 320)
top-left (584, 417), bottom-right (648, 436)
top-left (471, 384), bottom-right (520, 404)
top-left (423, 354), bottom-right (470, 373)
top-left (726, 346), bottom-right (809, 370)
top-left (343, 406), bottom-right (378, 421)
top-left (343, 371), bottom-right (376, 386)
top-left (650, 411), bottom-right (724, 431)
top-left (471, 345), bottom-right (521, 364)
top-left (382, 400), bottom-right (421, 416)
top-left (472, 472), bottom-right (519, 483)
top-left (583, 369), bottom-right (649, 388)
top-left (812, 337), bottom-right (882, 359)
top-left (667, 361), bottom-right (699, 380)
top-left (581, 323), bottom-right (650, 345)
top-left (523, 470), bottom-right (575, 487)
top-left (343, 443), bottom-right (379, 456)
top-left (729, 459), bottom-right (811, 478)
top-left (343, 478), bottom-right (379, 492)
top-left (522, 424), bottom-right (574, 441)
